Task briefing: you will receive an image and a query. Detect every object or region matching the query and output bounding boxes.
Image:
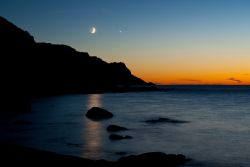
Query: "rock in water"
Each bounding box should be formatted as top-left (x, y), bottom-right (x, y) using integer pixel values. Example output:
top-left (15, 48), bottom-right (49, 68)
top-left (145, 117), bottom-right (189, 124)
top-left (107, 124), bottom-right (128, 132)
top-left (109, 134), bottom-right (133, 140)
top-left (86, 107), bottom-right (113, 120)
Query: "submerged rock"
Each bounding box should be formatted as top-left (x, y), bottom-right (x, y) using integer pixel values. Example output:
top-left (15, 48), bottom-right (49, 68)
top-left (145, 117), bottom-right (189, 124)
top-left (66, 143), bottom-right (81, 147)
top-left (107, 124), bottom-right (128, 132)
top-left (118, 152), bottom-right (189, 166)
top-left (109, 134), bottom-right (133, 140)
top-left (86, 107), bottom-right (113, 120)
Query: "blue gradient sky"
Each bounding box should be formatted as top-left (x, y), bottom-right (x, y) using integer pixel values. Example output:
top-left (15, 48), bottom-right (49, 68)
top-left (1, 0), bottom-right (250, 84)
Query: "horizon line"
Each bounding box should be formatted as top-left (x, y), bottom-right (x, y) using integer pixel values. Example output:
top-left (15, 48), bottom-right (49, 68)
top-left (155, 84), bottom-right (250, 86)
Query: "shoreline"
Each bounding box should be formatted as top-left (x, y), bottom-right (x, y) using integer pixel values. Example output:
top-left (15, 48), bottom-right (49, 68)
top-left (0, 144), bottom-right (189, 166)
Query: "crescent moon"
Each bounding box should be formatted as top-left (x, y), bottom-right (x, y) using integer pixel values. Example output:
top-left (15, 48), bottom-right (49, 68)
top-left (90, 27), bottom-right (96, 34)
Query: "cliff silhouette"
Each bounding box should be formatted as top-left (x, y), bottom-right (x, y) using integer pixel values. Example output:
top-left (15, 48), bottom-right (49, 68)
top-left (0, 16), bottom-right (156, 94)
top-left (0, 16), bottom-right (156, 114)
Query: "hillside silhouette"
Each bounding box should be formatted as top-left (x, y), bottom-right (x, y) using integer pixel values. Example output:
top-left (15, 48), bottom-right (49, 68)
top-left (0, 16), bottom-right (155, 115)
top-left (0, 16), bottom-right (154, 94)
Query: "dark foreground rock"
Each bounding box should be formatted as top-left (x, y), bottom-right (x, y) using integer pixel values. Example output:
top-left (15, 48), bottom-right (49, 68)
top-left (145, 117), bottom-right (189, 124)
top-left (0, 144), bottom-right (110, 166)
top-left (109, 134), bottom-right (133, 140)
top-left (107, 125), bottom-right (128, 132)
top-left (86, 107), bottom-right (114, 120)
top-left (0, 144), bottom-right (189, 167)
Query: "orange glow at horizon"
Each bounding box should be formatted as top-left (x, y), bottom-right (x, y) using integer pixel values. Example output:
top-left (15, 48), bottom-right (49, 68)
top-left (100, 36), bottom-right (250, 86)
top-left (132, 71), bottom-right (250, 85)
top-left (125, 54), bottom-right (250, 85)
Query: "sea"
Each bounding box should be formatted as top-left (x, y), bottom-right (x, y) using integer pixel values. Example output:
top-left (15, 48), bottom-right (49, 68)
top-left (1, 85), bottom-right (250, 167)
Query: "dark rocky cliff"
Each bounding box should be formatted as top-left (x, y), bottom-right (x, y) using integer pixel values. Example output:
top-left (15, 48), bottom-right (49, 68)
top-left (0, 16), bottom-right (154, 95)
top-left (0, 16), bottom-right (156, 115)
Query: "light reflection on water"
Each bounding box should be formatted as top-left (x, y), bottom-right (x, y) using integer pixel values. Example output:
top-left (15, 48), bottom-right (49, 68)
top-left (82, 94), bottom-right (103, 159)
top-left (82, 120), bottom-right (103, 159)
top-left (87, 94), bottom-right (102, 109)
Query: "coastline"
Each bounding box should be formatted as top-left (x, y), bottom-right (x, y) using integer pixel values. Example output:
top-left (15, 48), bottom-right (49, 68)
top-left (1, 144), bottom-right (189, 166)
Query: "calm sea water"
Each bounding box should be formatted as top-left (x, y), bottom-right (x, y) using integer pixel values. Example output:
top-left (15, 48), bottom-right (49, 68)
top-left (1, 85), bottom-right (250, 167)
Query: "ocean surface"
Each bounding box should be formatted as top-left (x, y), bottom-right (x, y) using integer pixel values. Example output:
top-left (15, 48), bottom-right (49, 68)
top-left (1, 85), bottom-right (250, 167)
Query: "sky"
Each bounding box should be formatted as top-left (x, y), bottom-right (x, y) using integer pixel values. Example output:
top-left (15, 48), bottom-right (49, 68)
top-left (1, 0), bottom-right (250, 85)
